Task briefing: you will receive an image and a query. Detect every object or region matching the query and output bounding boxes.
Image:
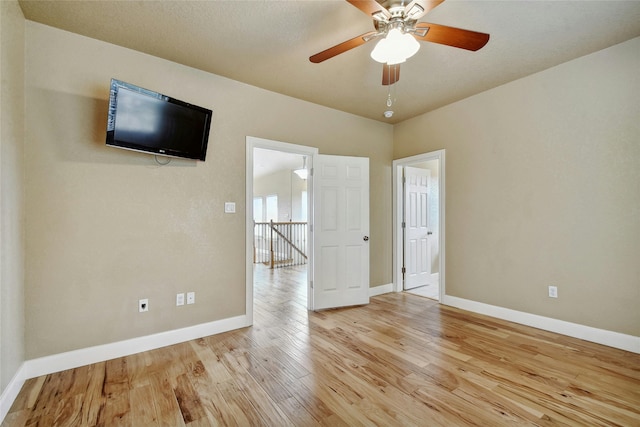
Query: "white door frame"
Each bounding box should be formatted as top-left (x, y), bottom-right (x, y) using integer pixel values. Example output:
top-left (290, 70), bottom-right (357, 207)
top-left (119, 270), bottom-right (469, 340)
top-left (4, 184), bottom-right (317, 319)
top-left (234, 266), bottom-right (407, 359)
top-left (392, 150), bottom-right (446, 299)
top-left (246, 136), bottom-right (318, 324)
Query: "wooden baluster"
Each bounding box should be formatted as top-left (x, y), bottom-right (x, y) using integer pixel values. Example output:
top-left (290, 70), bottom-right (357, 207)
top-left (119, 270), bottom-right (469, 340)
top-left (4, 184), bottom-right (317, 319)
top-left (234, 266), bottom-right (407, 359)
top-left (269, 220), bottom-right (274, 269)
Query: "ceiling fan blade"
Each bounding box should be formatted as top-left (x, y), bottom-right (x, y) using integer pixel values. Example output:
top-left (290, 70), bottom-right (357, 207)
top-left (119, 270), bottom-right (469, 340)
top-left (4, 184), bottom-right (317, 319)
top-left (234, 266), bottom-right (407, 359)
top-left (414, 22), bottom-right (489, 51)
top-left (382, 63), bottom-right (401, 86)
top-left (347, 0), bottom-right (391, 20)
top-left (404, 0), bottom-right (445, 20)
top-left (309, 31), bottom-right (378, 63)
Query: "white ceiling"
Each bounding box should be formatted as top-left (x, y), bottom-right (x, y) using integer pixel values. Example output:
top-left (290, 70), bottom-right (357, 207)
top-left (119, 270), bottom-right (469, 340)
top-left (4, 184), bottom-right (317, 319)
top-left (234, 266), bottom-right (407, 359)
top-left (254, 148), bottom-right (306, 178)
top-left (18, 0), bottom-right (640, 124)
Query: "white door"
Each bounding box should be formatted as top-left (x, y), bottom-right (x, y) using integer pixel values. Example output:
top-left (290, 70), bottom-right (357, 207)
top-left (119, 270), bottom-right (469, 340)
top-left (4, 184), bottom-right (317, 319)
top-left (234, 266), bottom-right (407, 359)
top-left (403, 166), bottom-right (431, 290)
top-left (313, 155), bottom-right (370, 310)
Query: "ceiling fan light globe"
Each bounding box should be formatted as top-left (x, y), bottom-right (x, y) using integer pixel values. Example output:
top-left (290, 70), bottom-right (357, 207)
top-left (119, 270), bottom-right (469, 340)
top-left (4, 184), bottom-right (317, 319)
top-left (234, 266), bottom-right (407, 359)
top-left (386, 27), bottom-right (404, 42)
top-left (401, 33), bottom-right (420, 57)
top-left (370, 38), bottom-right (391, 63)
top-left (370, 29), bottom-right (420, 64)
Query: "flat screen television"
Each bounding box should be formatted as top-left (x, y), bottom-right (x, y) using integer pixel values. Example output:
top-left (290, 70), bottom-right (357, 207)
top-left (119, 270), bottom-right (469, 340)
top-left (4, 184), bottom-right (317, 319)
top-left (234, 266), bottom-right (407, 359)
top-left (106, 79), bottom-right (212, 161)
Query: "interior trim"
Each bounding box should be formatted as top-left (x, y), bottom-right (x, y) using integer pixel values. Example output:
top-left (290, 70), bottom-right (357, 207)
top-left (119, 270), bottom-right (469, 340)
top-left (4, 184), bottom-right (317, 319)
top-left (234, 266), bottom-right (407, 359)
top-left (370, 283), bottom-right (393, 297)
top-left (23, 315), bottom-right (249, 380)
top-left (0, 314), bottom-right (248, 424)
top-left (443, 295), bottom-right (640, 354)
top-left (0, 363), bottom-right (27, 424)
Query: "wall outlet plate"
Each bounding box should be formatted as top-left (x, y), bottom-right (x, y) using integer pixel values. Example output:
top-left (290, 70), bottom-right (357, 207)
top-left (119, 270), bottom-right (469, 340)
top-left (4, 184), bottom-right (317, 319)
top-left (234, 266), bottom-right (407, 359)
top-left (548, 286), bottom-right (558, 298)
top-left (187, 292), bottom-right (195, 304)
top-left (176, 293), bottom-right (185, 306)
top-left (139, 298), bottom-right (149, 312)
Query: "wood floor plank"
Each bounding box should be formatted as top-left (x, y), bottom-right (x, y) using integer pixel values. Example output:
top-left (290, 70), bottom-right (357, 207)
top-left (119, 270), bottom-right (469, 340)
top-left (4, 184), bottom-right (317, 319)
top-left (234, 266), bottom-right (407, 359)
top-left (23, 372), bottom-right (68, 426)
top-left (6, 377), bottom-right (43, 415)
top-left (77, 362), bottom-right (106, 426)
top-left (148, 373), bottom-right (186, 427)
top-left (130, 384), bottom-right (159, 426)
top-left (274, 373), bottom-right (343, 425)
top-left (174, 372), bottom-right (207, 424)
top-left (188, 340), bottom-right (234, 385)
top-left (182, 368), bottom-right (232, 427)
top-left (97, 358), bottom-right (131, 426)
top-left (218, 351), bottom-right (294, 426)
top-left (4, 264), bottom-right (639, 426)
top-left (51, 394), bottom-right (83, 427)
top-left (298, 373), bottom-right (374, 426)
top-left (214, 380), bottom-right (265, 426)
top-left (276, 396), bottom-right (321, 426)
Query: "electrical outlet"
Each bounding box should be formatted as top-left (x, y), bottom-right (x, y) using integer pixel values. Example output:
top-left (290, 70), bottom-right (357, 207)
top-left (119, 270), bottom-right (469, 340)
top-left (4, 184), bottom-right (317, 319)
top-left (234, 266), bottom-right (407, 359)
top-left (187, 292), bottom-right (195, 305)
top-left (176, 293), bottom-right (185, 306)
top-left (139, 298), bottom-right (149, 312)
top-left (548, 286), bottom-right (558, 298)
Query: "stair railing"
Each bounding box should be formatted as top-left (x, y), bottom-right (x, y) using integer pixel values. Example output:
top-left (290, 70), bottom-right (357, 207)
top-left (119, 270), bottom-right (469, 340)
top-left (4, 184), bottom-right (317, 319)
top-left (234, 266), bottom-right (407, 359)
top-left (254, 221), bottom-right (308, 269)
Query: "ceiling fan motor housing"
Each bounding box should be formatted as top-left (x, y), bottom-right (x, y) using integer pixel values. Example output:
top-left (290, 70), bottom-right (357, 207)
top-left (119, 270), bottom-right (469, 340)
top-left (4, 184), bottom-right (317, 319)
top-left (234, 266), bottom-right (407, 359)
top-left (373, 3), bottom-right (420, 36)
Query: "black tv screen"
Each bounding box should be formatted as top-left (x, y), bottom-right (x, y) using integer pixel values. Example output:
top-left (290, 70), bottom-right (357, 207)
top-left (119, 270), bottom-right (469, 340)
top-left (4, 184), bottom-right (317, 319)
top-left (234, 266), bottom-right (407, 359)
top-left (106, 79), bottom-right (212, 161)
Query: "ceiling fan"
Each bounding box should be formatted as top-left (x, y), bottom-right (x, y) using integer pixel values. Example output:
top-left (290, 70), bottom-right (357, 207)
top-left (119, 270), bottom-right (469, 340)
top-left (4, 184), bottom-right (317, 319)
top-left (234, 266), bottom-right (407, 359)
top-left (309, 0), bottom-right (490, 85)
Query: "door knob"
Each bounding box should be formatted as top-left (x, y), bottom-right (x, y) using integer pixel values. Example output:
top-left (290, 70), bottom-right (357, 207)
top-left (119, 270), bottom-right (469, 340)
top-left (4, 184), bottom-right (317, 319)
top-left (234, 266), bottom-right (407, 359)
top-left (427, 231), bottom-right (433, 235)
top-left (363, 236), bottom-right (369, 241)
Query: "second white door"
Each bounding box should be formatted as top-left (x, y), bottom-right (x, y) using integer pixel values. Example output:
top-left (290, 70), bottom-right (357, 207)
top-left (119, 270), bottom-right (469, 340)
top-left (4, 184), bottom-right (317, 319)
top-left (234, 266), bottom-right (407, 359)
top-left (403, 166), bottom-right (431, 290)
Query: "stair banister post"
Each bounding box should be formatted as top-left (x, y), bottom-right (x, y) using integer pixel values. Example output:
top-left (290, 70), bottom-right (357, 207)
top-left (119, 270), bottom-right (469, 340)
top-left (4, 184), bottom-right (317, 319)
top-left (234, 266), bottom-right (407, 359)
top-left (269, 220), bottom-right (275, 269)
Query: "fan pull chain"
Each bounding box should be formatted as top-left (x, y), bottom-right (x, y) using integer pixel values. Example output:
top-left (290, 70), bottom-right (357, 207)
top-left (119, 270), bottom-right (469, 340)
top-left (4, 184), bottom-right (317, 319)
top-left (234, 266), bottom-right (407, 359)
top-left (384, 63), bottom-right (397, 118)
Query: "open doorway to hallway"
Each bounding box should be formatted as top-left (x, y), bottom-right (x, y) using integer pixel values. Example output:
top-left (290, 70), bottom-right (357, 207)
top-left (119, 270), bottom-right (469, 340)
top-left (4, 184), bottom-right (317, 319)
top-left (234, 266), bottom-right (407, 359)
top-left (252, 147), bottom-right (309, 304)
top-left (246, 137), bottom-right (318, 324)
top-left (392, 150), bottom-right (445, 302)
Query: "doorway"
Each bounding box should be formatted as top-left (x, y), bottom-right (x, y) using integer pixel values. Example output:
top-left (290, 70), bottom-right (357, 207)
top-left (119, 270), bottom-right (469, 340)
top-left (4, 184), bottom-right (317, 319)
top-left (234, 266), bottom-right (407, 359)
top-left (392, 150), bottom-right (445, 301)
top-left (246, 137), bottom-right (318, 324)
top-left (246, 137), bottom-right (372, 320)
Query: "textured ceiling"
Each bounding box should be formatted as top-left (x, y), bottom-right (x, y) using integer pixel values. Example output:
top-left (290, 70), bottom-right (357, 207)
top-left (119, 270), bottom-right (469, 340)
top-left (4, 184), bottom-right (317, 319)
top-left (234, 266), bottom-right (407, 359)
top-left (18, 0), bottom-right (640, 124)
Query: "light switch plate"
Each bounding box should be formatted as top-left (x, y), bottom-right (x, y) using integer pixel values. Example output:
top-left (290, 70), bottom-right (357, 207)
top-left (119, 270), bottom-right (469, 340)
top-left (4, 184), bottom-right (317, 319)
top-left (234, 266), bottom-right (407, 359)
top-left (224, 202), bottom-right (236, 213)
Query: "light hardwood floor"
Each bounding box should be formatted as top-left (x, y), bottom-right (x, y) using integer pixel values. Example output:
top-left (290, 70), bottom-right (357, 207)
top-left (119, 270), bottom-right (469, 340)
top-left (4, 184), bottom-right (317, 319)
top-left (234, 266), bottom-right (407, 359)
top-left (405, 284), bottom-right (439, 300)
top-left (4, 265), bottom-right (640, 426)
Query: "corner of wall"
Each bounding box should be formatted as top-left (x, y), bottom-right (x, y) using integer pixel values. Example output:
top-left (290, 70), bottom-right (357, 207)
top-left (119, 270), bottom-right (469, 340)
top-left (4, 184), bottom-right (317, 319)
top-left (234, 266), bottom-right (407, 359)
top-left (0, 0), bottom-right (27, 414)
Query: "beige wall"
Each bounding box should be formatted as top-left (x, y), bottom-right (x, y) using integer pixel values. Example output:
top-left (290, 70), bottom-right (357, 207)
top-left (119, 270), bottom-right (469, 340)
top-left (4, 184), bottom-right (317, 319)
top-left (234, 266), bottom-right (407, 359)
top-left (24, 22), bottom-right (393, 359)
top-left (0, 0), bottom-right (26, 392)
top-left (395, 37), bottom-right (640, 336)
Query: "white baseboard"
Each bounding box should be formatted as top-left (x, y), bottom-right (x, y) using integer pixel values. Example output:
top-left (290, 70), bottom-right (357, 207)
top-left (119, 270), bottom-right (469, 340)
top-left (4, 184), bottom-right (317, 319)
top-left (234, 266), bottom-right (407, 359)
top-left (0, 363), bottom-right (27, 424)
top-left (1, 287), bottom-right (387, 422)
top-left (370, 283), bottom-right (393, 297)
top-left (1, 315), bottom-right (249, 424)
top-left (442, 295), bottom-right (640, 354)
top-left (24, 314), bottom-right (250, 380)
